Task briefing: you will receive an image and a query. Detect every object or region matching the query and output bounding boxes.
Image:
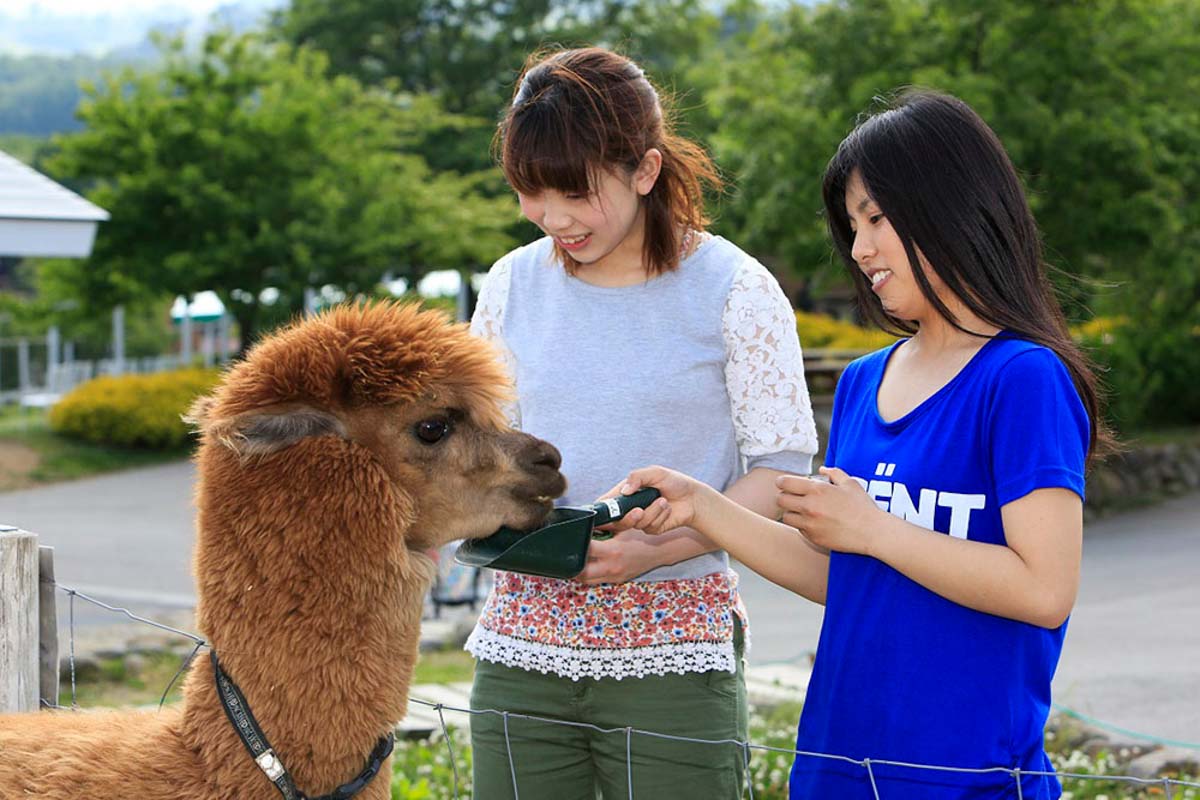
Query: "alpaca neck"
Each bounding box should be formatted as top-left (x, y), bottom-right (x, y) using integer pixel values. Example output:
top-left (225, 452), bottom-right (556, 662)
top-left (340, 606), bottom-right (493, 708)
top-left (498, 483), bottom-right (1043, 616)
top-left (185, 442), bottom-right (434, 795)
top-left (186, 549), bottom-right (432, 794)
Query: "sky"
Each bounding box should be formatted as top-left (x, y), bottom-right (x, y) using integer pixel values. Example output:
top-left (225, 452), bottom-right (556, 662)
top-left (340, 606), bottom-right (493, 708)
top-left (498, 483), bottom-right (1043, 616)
top-left (0, 0), bottom-right (285, 56)
top-left (5, 1), bottom-right (231, 14)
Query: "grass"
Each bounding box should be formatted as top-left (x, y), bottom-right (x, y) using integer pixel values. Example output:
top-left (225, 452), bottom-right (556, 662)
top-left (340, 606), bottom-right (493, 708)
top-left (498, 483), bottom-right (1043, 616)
top-left (412, 647), bottom-right (475, 685)
top-left (388, 702), bottom-right (1198, 800)
top-left (50, 651), bottom-right (1197, 798)
top-left (1123, 425), bottom-right (1200, 446)
top-left (58, 650), bottom-right (191, 709)
top-left (57, 645), bottom-right (474, 709)
top-left (0, 406), bottom-right (189, 491)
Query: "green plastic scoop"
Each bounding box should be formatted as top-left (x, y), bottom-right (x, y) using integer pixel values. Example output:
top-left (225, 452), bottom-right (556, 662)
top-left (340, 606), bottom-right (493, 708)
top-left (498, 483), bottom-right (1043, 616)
top-left (454, 488), bottom-right (661, 579)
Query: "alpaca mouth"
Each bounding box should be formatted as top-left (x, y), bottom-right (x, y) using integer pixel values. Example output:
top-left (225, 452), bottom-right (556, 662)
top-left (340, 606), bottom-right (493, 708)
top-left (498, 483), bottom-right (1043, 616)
top-left (510, 491), bottom-right (559, 530)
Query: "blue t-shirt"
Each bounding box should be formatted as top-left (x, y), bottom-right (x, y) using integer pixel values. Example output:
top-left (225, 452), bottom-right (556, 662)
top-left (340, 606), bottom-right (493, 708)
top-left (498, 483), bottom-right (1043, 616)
top-left (789, 333), bottom-right (1089, 800)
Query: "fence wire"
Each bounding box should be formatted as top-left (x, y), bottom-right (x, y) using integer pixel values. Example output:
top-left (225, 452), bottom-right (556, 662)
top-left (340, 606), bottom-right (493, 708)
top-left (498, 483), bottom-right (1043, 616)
top-left (39, 579), bottom-right (1200, 799)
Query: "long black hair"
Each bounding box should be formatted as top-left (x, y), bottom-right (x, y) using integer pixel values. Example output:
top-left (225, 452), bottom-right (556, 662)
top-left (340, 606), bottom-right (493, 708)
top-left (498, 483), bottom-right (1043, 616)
top-left (822, 89), bottom-right (1113, 462)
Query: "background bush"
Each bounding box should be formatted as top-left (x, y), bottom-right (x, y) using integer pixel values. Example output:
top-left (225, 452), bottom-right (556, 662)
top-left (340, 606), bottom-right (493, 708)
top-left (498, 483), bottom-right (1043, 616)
top-left (48, 368), bottom-right (220, 449)
top-left (795, 311), bottom-right (896, 351)
top-left (1083, 320), bottom-right (1200, 433)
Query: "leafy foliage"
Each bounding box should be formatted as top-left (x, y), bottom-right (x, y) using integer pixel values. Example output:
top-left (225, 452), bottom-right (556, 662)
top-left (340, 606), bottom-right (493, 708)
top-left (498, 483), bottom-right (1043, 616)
top-left (5, 0), bottom-right (1197, 429)
top-left (690, 0), bottom-right (1200, 430)
top-left (45, 32), bottom-right (515, 346)
top-left (272, 0), bottom-right (718, 117)
top-left (795, 311), bottom-right (896, 351)
top-left (49, 368), bottom-right (220, 449)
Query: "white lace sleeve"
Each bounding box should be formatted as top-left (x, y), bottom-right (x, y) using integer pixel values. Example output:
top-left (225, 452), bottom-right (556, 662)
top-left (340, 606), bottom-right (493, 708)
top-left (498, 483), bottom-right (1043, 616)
top-left (722, 256), bottom-right (818, 474)
top-left (470, 257), bottom-right (520, 429)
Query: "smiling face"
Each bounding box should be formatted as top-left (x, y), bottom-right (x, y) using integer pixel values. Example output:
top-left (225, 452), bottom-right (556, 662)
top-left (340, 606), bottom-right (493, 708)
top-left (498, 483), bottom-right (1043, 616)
top-left (844, 169), bottom-right (952, 325)
top-left (515, 152), bottom-right (662, 276)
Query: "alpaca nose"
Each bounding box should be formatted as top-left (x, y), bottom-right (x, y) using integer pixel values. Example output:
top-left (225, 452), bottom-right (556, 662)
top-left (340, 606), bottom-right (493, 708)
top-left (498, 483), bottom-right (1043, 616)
top-left (524, 438), bottom-right (562, 472)
top-left (513, 435), bottom-right (566, 500)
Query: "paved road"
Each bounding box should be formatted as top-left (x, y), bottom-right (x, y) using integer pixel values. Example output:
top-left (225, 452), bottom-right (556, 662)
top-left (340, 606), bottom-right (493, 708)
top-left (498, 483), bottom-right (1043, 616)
top-left (3, 463), bottom-right (1198, 742)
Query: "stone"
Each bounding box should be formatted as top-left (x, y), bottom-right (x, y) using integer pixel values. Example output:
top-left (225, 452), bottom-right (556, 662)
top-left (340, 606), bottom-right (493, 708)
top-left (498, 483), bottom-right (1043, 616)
top-left (1125, 747), bottom-right (1200, 780)
top-left (123, 652), bottom-right (146, 675)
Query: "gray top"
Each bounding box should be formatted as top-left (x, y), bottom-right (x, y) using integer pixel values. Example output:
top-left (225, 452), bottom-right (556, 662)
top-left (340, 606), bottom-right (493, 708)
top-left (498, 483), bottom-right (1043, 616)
top-left (471, 234), bottom-right (818, 581)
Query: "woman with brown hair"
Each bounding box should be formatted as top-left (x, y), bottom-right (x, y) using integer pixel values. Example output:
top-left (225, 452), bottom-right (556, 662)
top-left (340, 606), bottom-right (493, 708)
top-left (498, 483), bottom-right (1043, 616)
top-left (465, 47), bottom-right (818, 798)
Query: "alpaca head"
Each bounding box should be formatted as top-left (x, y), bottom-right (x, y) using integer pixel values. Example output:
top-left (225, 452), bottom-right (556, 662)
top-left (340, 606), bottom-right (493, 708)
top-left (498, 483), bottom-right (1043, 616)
top-left (187, 302), bottom-right (565, 552)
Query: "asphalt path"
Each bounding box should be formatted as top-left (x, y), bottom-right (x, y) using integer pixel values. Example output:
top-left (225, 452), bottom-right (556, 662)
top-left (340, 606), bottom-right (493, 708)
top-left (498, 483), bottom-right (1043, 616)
top-left (2, 462), bottom-right (1197, 743)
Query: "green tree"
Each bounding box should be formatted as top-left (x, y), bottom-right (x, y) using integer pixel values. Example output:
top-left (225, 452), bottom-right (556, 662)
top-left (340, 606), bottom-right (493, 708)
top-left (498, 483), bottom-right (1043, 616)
top-left (47, 31), bottom-right (516, 346)
top-left (697, 0), bottom-right (1200, 428)
top-left (274, 0), bottom-right (715, 113)
top-left (272, 0), bottom-right (721, 177)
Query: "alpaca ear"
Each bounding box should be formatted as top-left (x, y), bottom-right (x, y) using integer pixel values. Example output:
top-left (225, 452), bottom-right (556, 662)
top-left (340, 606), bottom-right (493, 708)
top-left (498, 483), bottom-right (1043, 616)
top-left (183, 395), bottom-right (216, 428)
top-left (201, 406), bottom-right (348, 457)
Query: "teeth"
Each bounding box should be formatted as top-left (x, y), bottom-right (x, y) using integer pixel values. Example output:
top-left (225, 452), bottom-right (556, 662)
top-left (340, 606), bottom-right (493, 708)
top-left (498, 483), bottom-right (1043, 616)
top-left (560, 234), bottom-right (588, 245)
top-left (871, 270), bottom-right (892, 286)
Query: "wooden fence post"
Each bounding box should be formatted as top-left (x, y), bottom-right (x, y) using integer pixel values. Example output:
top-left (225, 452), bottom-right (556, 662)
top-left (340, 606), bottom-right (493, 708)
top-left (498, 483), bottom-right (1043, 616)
top-left (39, 545), bottom-right (58, 708)
top-left (0, 525), bottom-right (39, 713)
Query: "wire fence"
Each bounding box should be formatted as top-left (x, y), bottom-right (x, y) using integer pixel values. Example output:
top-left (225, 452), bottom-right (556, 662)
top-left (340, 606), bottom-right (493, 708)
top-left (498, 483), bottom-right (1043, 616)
top-left (36, 578), bottom-right (1200, 800)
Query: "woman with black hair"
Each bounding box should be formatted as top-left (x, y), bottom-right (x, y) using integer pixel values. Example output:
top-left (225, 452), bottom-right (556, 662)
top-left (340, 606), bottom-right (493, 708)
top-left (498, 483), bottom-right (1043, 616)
top-left (610, 90), bottom-right (1113, 799)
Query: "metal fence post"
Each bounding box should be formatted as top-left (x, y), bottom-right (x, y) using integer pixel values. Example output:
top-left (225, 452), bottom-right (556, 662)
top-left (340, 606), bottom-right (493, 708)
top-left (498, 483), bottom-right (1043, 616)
top-left (112, 305), bottom-right (126, 375)
top-left (0, 525), bottom-right (39, 713)
top-left (17, 337), bottom-right (31, 395)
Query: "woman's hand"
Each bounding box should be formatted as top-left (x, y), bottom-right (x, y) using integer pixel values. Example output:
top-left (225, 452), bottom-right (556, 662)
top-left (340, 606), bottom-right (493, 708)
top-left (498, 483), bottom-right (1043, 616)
top-left (595, 466), bottom-right (704, 537)
top-left (577, 530), bottom-right (673, 584)
top-left (777, 466), bottom-right (883, 555)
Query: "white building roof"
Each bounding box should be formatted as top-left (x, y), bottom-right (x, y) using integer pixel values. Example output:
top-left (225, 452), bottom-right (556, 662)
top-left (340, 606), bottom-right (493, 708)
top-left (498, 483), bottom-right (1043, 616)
top-left (0, 148), bottom-right (109, 257)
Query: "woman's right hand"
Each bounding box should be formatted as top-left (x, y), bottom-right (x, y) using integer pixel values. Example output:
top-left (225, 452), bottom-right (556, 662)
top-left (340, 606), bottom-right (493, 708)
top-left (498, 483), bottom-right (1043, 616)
top-left (597, 465), bottom-right (707, 536)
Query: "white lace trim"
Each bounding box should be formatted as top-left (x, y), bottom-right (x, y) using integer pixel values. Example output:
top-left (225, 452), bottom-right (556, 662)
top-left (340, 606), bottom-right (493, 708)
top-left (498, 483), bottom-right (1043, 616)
top-left (722, 256), bottom-right (819, 460)
top-left (466, 626), bottom-right (738, 681)
top-left (469, 255), bottom-right (520, 428)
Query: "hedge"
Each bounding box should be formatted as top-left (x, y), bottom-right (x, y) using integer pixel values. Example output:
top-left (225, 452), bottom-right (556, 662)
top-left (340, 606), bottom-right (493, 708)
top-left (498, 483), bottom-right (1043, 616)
top-left (794, 310), bottom-right (897, 351)
top-left (49, 368), bottom-right (221, 450)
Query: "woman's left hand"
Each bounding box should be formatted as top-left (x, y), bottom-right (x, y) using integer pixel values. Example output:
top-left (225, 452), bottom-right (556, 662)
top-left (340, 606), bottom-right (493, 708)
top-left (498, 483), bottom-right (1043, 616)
top-left (577, 530), bottom-right (665, 584)
top-left (777, 466), bottom-right (883, 555)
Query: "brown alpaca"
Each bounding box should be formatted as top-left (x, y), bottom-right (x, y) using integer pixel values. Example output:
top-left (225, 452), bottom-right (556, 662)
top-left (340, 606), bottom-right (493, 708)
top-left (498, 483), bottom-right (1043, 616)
top-left (0, 302), bottom-right (565, 799)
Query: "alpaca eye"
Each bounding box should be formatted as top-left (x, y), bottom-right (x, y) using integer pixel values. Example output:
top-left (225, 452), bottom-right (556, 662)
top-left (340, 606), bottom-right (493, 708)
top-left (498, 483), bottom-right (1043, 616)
top-left (415, 417), bottom-right (451, 444)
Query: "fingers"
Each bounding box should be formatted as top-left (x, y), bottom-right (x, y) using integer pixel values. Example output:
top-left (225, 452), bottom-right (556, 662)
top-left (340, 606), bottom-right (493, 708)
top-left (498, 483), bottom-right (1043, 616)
top-left (818, 466), bottom-right (849, 485)
top-left (604, 504), bottom-right (670, 535)
top-left (777, 473), bottom-right (829, 495)
top-left (619, 465), bottom-right (668, 495)
top-left (776, 471), bottom-right (830, 530)
top-left (597, 507), bottom-right (644, 534)
top-left (632, 500), bottom-right (673, 534)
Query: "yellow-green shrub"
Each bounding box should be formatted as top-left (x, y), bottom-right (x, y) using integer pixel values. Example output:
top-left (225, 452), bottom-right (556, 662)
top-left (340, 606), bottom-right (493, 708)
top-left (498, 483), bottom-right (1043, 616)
top-left (1071, 315), bottom-right (1129, 345)
top-left (796, 310), bottom-right (897, 350)
top-left (49, 368), bottom-right (221, 449)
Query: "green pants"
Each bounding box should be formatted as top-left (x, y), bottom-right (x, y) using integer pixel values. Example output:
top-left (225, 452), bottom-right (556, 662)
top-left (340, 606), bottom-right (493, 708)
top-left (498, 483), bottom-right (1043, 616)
top-left (469, 621), bottom-right (748, 800)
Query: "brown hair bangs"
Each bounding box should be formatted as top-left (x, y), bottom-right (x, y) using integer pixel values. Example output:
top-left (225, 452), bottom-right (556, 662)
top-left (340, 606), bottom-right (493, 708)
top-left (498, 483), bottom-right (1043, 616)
top-left (499, 95), bottom-right (612, 199)
top-left (496, 47), bottom-right (720, 276)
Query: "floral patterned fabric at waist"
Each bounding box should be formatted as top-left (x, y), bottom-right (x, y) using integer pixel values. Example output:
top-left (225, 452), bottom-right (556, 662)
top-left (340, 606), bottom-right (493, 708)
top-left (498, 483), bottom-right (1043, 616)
top-left (465, 570), bottom-right (749, 681)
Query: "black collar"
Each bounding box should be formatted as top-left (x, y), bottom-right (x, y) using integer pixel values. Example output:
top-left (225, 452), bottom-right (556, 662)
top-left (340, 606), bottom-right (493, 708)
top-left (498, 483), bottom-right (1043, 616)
top-left (211, 650), bottom-right (394, 800)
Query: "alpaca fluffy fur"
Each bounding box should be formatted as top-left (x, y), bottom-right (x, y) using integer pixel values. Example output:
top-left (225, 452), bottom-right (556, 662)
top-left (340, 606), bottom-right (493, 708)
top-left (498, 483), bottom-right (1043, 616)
top-left (0, 302), bottom-right (564, 799)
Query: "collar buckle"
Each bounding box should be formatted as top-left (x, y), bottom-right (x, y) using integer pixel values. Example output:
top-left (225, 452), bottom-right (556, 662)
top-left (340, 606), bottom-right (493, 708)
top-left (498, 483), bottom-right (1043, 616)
top-left (255, 749), bottom-right (286, 782)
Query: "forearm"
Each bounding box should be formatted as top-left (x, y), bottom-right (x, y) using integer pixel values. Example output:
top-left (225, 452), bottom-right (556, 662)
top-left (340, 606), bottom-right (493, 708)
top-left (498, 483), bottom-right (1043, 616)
top-left (866, 513), bottom-right (1074, 628)
top-left (630, 467), bottom-right (786, 565)
top-left (692, 481), bottom-right (828, 602)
